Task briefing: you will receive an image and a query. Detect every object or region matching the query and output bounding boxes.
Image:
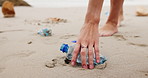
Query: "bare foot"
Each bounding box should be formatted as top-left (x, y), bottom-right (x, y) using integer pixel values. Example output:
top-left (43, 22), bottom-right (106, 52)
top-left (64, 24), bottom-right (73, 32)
top-left (99, 23), bottom-right (118, 37)
top-left (117, 14), bottom-right (124, 26)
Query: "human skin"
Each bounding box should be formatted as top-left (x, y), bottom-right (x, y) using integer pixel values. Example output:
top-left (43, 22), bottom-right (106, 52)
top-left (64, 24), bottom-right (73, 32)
top-left (99, 0), bottom-right (124, 36)
top-left (71, 0), bottom-right (124, 69)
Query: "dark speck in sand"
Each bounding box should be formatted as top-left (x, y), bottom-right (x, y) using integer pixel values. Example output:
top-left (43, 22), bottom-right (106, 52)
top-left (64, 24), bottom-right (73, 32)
top-left (139, 71), bottom-right (148, 76)
top-left (145, 73), bottom-right (148, 76)
top-left (113, 34), bottom-right (127, 41)
top-left (134, 35), bottom-right (140, 38)
top-left (52, 59), bottom-right (58, 64)
top-left (38, 23), bottom-right (41, 25)
top-left (0, 31), bottom-right (3, 33)
top-left (28, 41), bottom-right (32, 44)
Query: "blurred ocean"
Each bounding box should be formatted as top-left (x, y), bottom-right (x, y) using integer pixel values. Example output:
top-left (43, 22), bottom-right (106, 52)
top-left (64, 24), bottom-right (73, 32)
top-left (25, 0), bottom-right (148, 7)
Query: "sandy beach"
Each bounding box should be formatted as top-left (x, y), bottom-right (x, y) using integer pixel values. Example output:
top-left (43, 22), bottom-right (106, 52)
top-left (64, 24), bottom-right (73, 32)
top-left (0, 5), bottom-right (148, 78)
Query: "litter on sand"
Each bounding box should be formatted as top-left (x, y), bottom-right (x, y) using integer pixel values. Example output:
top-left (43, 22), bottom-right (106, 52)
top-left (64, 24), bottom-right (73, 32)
top-left (60, 41), bottom-right (107, 68)
top-left (38, 28), bottom-right (52, 36)
top-left (44, 17), bottom-right (67, 24)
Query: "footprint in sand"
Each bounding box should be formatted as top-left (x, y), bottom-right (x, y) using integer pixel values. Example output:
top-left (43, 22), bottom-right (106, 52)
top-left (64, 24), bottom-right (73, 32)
top-left (128, 42), bottom-right (148, 47)
top-left (0, 50), bottom-right (36, 73)
top-left (0, 29), bottom-right (24, 33)
top-left (113, 34), bottom-right (127, 41)
top-left (0, 67), bottom-right (5, 73)
top-left (60, 34), bottom-right (77, 39)
top-left (0, 37), bottom-right (8, 45)
top-left (113, 34), bottom-right (147, 47)
top-left (113, 34), bottom-right (141, 41)
top-left (45, 56), bottom-right (67, 68)
top-left (45, 56), bottom-right (107, 69)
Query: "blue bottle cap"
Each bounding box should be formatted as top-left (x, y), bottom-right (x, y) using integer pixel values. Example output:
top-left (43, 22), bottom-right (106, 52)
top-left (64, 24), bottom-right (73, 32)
top-left (71, 40), bottom-right (77, 43)
top-left (60, 44), bottom-right (69, 53)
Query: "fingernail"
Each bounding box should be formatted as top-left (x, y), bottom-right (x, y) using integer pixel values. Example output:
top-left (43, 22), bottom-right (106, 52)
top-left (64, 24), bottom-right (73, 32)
top-left (82, 64), bottom-right (88, 69)
top-left (89, 65), bottom-right (94, 69)
top-left (97, 60), bottom-right (100, 63)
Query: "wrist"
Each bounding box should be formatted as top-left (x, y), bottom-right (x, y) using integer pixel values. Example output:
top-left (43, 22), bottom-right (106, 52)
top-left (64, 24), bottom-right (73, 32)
top-left (83, 22), bottom-right (99, 29)
top-left (84, 14), bottom-right (100, 25)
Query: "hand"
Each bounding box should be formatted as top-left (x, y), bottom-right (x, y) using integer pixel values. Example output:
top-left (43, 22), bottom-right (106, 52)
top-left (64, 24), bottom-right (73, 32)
top-left (71, 23), bottom-right (100, 69)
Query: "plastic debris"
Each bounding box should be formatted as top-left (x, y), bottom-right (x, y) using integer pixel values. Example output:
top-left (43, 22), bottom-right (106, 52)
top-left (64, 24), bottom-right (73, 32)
top-left (60, 44), bottom-right (69, 53)
top-left (60, 42), bottom-right (107, 65)
top-left (71, 40), bottom-right (77, 43)
top-left (44, 17), bottom-right (67, 24)
top-left (38, 28), bottom-right (52, 36)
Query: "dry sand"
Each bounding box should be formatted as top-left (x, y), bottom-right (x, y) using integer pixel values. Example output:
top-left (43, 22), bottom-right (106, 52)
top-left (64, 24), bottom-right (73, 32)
top-left (0, 6), bottom-right (148, 78)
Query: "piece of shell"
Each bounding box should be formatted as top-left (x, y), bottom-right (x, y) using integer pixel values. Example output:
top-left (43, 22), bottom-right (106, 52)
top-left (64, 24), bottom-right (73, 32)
top-left (136, 7), bottom-right (148, 16)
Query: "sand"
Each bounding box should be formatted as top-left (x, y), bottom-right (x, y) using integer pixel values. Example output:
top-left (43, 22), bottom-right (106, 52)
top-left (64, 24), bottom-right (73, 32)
top-left (0, 6), bottom-right (148, 78)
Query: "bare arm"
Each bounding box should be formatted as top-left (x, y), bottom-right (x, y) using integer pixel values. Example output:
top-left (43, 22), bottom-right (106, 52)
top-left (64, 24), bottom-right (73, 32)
top-left (71, 0), bottom-right (104, 69)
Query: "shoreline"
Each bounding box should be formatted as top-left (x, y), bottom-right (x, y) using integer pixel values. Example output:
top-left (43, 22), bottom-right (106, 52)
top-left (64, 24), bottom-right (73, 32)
top-left (25, 0), bottom-right (148, 8)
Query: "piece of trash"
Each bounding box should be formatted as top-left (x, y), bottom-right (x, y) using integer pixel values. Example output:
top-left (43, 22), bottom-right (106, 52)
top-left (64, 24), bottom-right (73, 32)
top-left (136, 7), bottom-right (148, 16)
top-left (49, 18), bottom-right (67, 23)
top-left (38, 28), bottom-right (52, 36)
top-left (45, 17), bottom-right (67, 23)
top-left (28, 41), bottom-right (32, 44)
top-left (60, 44), bottom-right (69, 53)
top-left (71, 40), bottom-right (77, 43)
top-left (60, 42), bottom-right (107, 66)
top-left (105, 11), bottom-right (110, 16)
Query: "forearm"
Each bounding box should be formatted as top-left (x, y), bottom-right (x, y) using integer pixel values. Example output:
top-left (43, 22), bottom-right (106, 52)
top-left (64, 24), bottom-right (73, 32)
top-left (84, 0), bottom-right (104, 25)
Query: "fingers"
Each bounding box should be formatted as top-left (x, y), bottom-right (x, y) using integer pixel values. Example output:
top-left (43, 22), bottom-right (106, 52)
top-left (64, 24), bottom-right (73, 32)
top-left (94, 41), bottom-right (100, 63)
top-left (71, 43), bottom-right (80, 66)
top-left (71, 40), bottom-right (100, 69)
top-left (88, 44), bottom-right (94, 69)
top-left (80, 47), bottom-right (88, 69)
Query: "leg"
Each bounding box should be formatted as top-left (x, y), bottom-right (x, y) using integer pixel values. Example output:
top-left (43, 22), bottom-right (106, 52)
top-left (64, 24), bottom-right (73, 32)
top-left (71, 0), bottom-right (104, 69)
top-left (118, 6), bottom-right (124, 26)
top-left (99, 0), bottom-right (124, 37)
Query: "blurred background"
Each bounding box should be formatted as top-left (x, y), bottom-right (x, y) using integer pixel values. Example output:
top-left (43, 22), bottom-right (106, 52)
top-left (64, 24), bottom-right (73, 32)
top-left (25, 0), bottom-right (148, 7)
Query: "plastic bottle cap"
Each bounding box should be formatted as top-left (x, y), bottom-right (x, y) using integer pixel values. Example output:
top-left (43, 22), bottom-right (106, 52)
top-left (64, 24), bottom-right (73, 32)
top-left (60, 44), bottom-right (69, 53)
top-left (71, 40), bottom-right (77, 43)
